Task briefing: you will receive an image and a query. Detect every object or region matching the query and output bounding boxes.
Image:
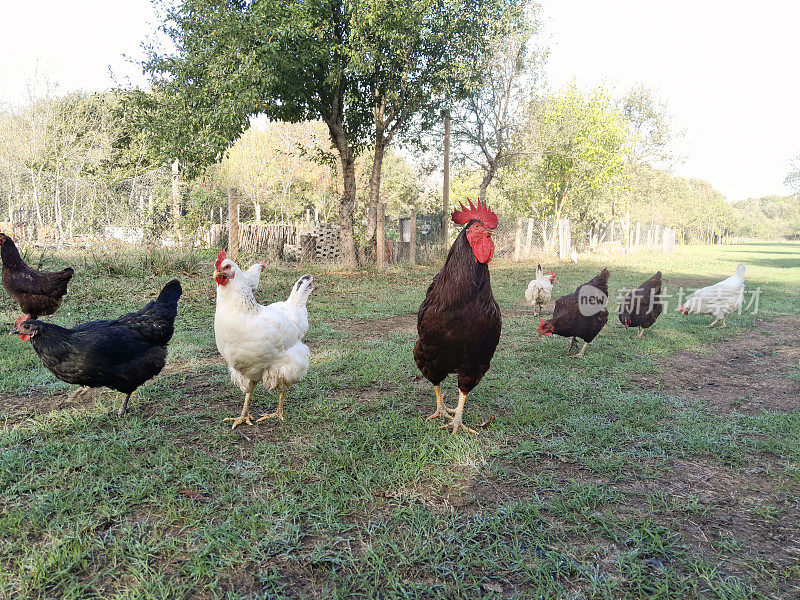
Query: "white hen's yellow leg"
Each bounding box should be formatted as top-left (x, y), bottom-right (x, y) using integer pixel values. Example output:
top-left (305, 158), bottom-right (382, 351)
top-left (571, 341), bottom-right (589, 358)
top-left (257, 391), bottom-right (285, 422)
top-left (720, 317), bottom-right (727, 328)
top-left (440, 390), bottom-right (477, 435)
top-left (706, 319), bottom-right (719, 328)
top-left (427, 385), bottom-right (455, 420)
top-left (224, 392), bottom-right (254, 429)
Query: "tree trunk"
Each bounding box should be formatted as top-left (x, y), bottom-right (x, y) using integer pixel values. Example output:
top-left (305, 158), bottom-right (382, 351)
top-left (478, 160), bottom-right (496, 203)
top-left (326, 121), bottom-right (358, 266)
top-left (376, 201), bottom-right (385, 271)
top-left (227, 187), bottom-right (239, 260)
top-left (363, 139), bottom-right (387, 263)
top-left (443, 110), bottom-right (451, 244)
top-left (409, 210), bottom-right (417, 265)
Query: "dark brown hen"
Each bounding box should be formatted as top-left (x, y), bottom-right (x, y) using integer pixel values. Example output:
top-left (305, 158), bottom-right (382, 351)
top-left (413, 200), bottom-right (501, 434)
top-left (618, 271), bottom-right (662, 337)
top-left (1, 233), bottom-right (74, 327)
top-left (538, 268), bottom-right (610, 358)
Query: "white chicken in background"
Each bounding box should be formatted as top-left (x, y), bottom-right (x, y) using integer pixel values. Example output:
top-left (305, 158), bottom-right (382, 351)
top-left (525, 264), bottom-right (556, 317)
top-left (679, 262), bottom-right (746, 328)
top-left (213, 249), bottom-right (314, 428)
top-left (242, 261), bottom-right (268, 291)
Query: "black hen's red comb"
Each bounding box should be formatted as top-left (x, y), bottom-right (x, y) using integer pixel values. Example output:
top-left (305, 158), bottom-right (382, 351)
top-left (215, 248), bottom-right (226, 270)
top-left (451, 199), bottom-right (498, 229)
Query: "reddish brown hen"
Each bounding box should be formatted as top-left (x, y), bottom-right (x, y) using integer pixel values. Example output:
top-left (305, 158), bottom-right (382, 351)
top-left (1, 233), bottom-right (74, 328)
top-left (413, 200), bottom-right (501, 434)
top-left (539, 268), bottom-right (610, 358)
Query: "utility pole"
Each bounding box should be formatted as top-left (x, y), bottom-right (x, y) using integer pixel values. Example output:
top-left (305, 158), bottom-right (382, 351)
top-left (442, 110), bottom-right (450, 245)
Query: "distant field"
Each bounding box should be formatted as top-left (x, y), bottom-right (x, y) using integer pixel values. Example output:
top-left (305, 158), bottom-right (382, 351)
top-left (1, 241), bottom-right (798, 599)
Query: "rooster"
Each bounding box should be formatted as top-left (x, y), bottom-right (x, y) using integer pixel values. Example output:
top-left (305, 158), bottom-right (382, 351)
top-left (525, 264), bottom-right (556, 317)
top-left (213, 249), bottom-right (313, 428)
top-left (413, 199), bottom-right (501, 434)
top-left (538, 268), bottom-right (610, 358)
top-left (10, 279), bottom-right (182, 415)
top-left (619, 271), bottom-right (663, 337)
top-left (1, 233), bottom-right (74, 327)
top-left (678, 263), bottom-right (745, 328)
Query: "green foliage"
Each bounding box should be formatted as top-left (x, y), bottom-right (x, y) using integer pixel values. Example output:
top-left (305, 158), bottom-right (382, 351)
top-left (511, 84), bottom-right (630, 221)
top-left (731, 194), bottom-right (800, 239)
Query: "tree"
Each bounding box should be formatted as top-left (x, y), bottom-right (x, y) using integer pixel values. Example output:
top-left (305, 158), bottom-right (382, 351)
top-left (143, 0), bottom-right (521, 264)
top-left (451, 7), bottom-right (545, 202)
top-left (785, 153), bottom-right (800, 194)
top-left (521, 84), bottom-right (629, 223)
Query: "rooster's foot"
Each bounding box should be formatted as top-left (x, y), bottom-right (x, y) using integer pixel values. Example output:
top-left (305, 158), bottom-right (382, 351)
top-left (439, 417), bottom-right (477, 435)
top-left (223, 414), bottom-right (254, 429)
top-left (426, 406), bottom-right (455, 420)
top-left (256, 411), bottom-right (284, 422)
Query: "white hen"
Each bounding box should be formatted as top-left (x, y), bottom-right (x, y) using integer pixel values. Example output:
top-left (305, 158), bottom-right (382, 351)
top-left (525, 264), bottom-right (556, 317)
top-left (213, 249), bottom-right (314, 428)
top-left (242, 261), bottom-right (267, 291)
top-left (679, 262), bottom-right (745, 328)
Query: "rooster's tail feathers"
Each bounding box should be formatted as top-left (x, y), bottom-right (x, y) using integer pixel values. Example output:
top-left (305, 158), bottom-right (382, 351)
top-left (734, 263), bottom-right (746, 279)
top-left (536, 264), bottom-right (543, 278)
top-left (156, 279), bottom-right (183, 306)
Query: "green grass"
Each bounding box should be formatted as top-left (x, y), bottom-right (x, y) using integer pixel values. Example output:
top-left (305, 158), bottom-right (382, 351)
top-left (0, 241), bottom-right (798, 599)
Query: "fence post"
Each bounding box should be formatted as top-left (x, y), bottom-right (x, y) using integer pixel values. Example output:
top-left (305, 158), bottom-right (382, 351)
top-left (525, 218), bottom-right (534, 258)
top-left (227, 187), bottom-right (239, 260)
top-left (376, 201), bottom-right (385, 270)
top-left (513, 217), bottom-right (522, 261)
top-left (171, 159), bottom-right (182, 246)
top-left (409, 210), bottom-right (417, 266)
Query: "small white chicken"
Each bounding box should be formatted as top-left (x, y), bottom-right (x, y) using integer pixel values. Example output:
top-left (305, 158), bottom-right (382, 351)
top-left (242, 261), bottom-right (268, 291)
top-left (525, 264), bottom-right (556, 317)
top-left (679, 262), bottom-right (745, 328)
top-left (213, 249), bottom-right (314, 428)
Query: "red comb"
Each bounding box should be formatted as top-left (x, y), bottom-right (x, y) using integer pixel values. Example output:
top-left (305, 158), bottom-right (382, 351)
top-left (451, 198), bottom-right (498, 229)
top-left (215, 248), bottom-right (226, 270)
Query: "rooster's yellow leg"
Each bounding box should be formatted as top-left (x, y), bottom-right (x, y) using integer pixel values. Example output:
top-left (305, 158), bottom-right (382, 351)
top-left (257, 391), bottom-right (285, 422)
top-left (571, 341), bottom-right (589, 359)
top-left (224, 392), bottom-right (254, 429)
top-left (706, 319), bottom-right (719, 328)
top-left (427, 385), bottom-right (455, 420)
top-left (637, 327), bottom-right (645, 338)
top-left (440, 390), bottom-right (477, 435)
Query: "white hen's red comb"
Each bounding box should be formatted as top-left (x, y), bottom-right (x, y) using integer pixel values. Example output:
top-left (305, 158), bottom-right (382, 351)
top-left (451, 198), bottom-right (498, 229)
top-left (215, 249), bottom-right (226, 270)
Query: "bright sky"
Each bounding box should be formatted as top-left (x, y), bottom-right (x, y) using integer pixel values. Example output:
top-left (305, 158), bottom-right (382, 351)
top-left (1, 0), bottom-right (797, 201)
top-left (537, 0), bottom-right (800, 201)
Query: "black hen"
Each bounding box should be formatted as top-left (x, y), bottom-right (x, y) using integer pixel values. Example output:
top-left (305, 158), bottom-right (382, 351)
top-left (11, 279), bottom-right (182, 415)
top-left (538, 268), bottom-right (610, 358)
top-left (618, 271), bottom-right (663, 337)
top-left (1, 233), bottom-right (74, 326)
top-left (413, 200), bottom-right (501, 434)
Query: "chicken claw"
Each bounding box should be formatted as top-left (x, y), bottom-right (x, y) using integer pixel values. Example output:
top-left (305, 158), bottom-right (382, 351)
top-left (223, 414), bottom-right (254, 429)
top-left (427, 385), bottom-right (455, 420)
top-left (256, 392), bottom-right (284, 422)
top-left (439, 417), bottom-right (477, 435)
top-left (257, 411), bottom-right (283, 422)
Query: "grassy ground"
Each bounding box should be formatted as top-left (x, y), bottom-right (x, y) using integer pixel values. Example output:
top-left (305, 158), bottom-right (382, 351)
top-left (0, 241), bottom-right (798, 599)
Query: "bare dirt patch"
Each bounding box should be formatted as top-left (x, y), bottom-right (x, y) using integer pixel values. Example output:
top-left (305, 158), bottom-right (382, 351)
top-left (629, 316), bottom-right (800, 413)
top-left (328, 313), bottom-right (417, 338)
